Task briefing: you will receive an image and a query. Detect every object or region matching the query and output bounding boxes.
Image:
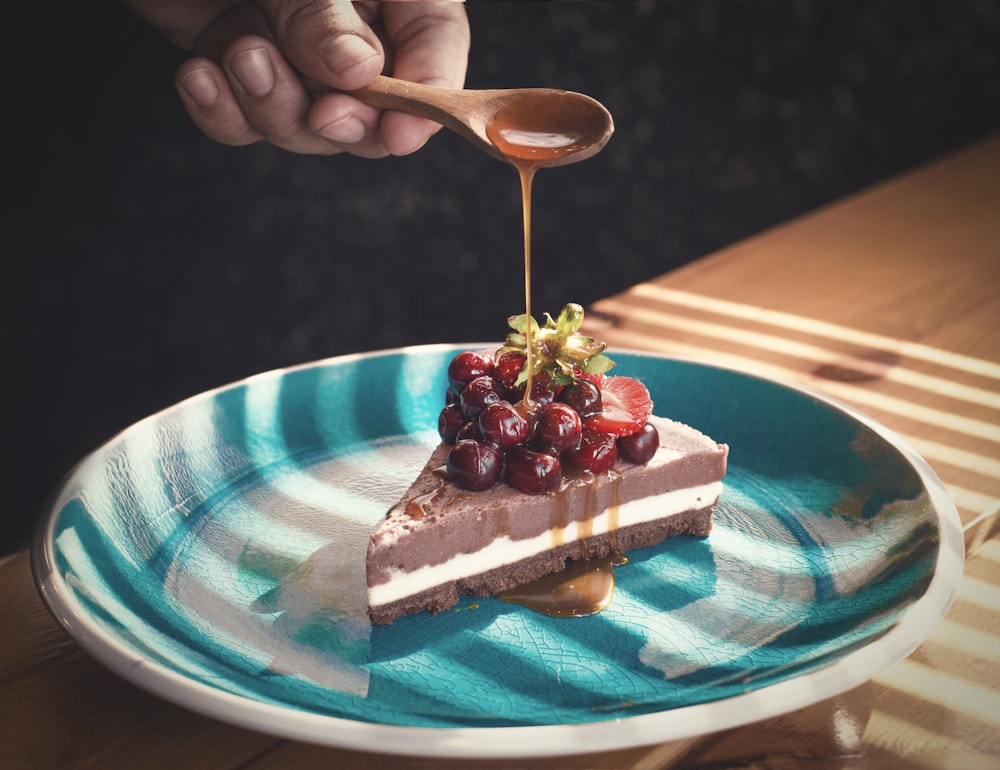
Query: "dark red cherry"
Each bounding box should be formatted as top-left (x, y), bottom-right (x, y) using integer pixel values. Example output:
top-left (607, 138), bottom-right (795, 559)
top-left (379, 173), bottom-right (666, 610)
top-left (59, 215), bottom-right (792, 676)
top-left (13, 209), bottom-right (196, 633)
top-left (438, 403), bottom-right (466, 444)
top-left (494, 351), bottom-right (527, 400)
top-left (507, 446), bottom-right (561, 495)
top-left (479, 401), bottom-right (530, 448)
top-left (559, 379), bottom-right (603, 418)
top-left (456, 420), bottom-right (484, 442)
top-left (526, 371), bottom-right (559, 406)
top-left (459, 375), bottom-right (502, 418)
top-left (617, 421), bottom-right (660, 464)
top-left (563, 428), bottom-right (618, 474)
top-left (446, 440), bottom-right (503, 491)
top-left (447, 351), bottom-right (494, 393)
top-left (534, 402), bottom-right (582, 452)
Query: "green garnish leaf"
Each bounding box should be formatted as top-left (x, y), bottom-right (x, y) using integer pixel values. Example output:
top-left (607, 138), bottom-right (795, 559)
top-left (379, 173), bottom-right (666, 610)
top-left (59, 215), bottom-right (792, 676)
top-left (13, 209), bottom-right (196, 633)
top-left (497, 303), bottom-right (615, 387)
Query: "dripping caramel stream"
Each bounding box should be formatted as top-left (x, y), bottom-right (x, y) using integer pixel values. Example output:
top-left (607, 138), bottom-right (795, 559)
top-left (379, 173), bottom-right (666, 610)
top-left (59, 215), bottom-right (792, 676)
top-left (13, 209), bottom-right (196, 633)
top-left (485, 112), bottom-right (622, 618)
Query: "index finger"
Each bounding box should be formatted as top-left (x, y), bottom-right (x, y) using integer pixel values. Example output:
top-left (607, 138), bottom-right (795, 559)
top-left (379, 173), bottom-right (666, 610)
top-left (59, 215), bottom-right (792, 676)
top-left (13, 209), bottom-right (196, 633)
top-left (377, 1), bottom-right (471, 155)
top-left (255, 0), bottom-right (386, 89)
top-left (380, 1), bottom-right (470, 88)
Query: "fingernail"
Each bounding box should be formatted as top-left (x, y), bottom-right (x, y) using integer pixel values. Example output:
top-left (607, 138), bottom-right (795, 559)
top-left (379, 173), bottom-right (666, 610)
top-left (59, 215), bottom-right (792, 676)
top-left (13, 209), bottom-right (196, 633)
top-left (319, 34), bottom-right (379, 77)
top-left (316, 115), bottom-right (367, 144)
top-left (178, 67), bottom-right (219, 108)
top-left (230, 48), bottom-right (275, 97)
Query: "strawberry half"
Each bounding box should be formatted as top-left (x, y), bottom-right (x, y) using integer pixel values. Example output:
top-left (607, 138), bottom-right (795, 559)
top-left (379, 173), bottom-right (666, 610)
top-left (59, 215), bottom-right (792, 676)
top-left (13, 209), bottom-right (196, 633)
top-left (584, 376), bottom-right (653, 436)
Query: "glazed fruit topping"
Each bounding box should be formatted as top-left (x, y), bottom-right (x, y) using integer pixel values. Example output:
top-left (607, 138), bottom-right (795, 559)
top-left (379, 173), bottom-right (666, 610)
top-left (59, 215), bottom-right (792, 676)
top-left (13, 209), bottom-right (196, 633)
top-left (616, 421), bottom-right (660, 465)
top-left (494, 351), bottom-right (527, 399)
top-left (459, 375), bottom-right (503, 418)
top-left (456, 420), bottom-right (485, 442)
top-left (558, 379), bottom-right (603, 418)
top-left (446, 439), bottom-right (503, 491)
top-left (479, 401), bottom-right (530, 448)
top-left (438, 403), bottom-right (466, 443)
top-left (583, 376), bottom-right (653, 437)
top-left (507, 446), bottom-right (562, 495)
top-left (564, 427), bottom-right (618, 474)
top-left (436, 305), bottom-right (661, 496)
top-left (448, 350), bottom-right (494, 393)
top-left (534, 402), bottom-right (583, 452)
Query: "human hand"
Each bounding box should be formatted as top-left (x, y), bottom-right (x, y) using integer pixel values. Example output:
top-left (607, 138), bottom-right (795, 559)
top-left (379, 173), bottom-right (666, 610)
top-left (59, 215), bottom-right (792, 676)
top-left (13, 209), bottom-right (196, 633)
top-left (125, 0), bottom-right (470, 157)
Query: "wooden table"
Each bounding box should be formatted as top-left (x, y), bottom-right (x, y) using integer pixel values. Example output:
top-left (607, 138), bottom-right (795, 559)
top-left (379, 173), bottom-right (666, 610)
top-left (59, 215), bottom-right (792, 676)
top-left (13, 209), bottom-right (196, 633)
top-left (3, 135), bottom-right (999, 769)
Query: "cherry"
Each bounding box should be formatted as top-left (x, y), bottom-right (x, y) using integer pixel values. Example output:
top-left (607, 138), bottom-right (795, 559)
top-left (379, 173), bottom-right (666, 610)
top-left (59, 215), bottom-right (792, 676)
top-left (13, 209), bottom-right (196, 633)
top-left (447, 351), bottom-right (494, 393)
top-left (457, 420), bottom-right (484, 442)
top-left (494, 351), bottom-right (527, 400)
top-left (479, 401), bottom-right (530, 448)
top-left (459, 375), bottom-right (502, 418)
top-left (564, 428), bottom-right (618, 474)
top-left (534, 402), bottom-right (582, 452)
top-left (507, 446), bottom-right (561, 495)
top-left (559, 379), bottom-right (603, 418)
top-left (446, 440), bottom-right (503, 491)
top-left (439, 345), bottom-right (656, 495)
top-left (617, 421), bottom-right (660, 464)
top-left (438, 403), bottom-right (466, 444)
top-left (526, 371), bottom-right (559, 406)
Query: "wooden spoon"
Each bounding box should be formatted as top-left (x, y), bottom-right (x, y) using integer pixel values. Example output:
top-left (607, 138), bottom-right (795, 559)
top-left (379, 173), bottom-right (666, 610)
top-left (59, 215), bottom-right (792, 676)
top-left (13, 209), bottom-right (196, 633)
top-left (349, 75), bottom-right (614, 167)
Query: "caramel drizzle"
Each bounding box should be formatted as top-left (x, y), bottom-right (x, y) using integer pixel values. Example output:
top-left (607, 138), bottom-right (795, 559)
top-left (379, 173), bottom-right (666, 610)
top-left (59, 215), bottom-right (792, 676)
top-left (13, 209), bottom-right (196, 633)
top-left (470, 120), bottom-right (626, 617)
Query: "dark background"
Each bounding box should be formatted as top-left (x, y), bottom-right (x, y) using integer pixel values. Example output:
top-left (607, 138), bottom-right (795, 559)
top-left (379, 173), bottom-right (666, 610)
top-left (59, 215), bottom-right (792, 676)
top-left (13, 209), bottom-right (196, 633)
top-left (7, 1), bottom-right (1000, 554)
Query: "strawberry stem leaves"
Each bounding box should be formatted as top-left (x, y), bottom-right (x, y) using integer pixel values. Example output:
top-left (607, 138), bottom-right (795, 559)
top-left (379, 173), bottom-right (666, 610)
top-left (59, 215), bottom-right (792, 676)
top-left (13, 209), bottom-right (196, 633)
top-left (499, 303), bottom-right (615, 387)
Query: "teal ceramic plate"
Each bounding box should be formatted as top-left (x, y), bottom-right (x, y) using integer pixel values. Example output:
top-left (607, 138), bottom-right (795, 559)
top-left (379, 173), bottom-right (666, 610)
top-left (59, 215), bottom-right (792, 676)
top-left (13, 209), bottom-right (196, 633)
top-left (33, 346), bottom-right (963, 758)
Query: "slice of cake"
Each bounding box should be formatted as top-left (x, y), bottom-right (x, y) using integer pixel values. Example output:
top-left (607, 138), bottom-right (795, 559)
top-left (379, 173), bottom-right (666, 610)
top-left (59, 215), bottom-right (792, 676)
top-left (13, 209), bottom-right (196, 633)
top-left (367, 305), bottom-right (728, 625)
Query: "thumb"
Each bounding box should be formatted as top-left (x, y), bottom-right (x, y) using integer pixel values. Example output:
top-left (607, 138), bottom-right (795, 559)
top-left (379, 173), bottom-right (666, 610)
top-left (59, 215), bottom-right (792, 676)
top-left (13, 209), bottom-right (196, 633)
top-left (256, 0), bottom-right (384, 90)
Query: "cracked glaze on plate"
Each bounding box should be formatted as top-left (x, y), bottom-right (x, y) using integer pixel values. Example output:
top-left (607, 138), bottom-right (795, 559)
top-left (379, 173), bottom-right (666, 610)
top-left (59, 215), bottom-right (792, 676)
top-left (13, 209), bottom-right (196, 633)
top-left (33, 346), bottom-right (963, 758)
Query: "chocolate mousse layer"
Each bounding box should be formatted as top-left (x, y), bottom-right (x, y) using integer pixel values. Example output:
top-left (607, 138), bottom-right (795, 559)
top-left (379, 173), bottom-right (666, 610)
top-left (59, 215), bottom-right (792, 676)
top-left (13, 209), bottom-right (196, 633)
top-left (367, 415), bottom-right (728, 624)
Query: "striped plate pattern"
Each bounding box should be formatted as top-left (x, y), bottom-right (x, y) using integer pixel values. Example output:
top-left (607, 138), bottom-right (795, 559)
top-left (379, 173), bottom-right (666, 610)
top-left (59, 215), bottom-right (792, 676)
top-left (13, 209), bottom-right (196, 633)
top-left (33, 346), bottom-right (963, 758)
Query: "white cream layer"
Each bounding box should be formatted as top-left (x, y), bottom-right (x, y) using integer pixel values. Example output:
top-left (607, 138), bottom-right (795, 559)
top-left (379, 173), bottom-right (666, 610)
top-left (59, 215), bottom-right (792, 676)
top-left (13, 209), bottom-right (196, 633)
top-left (368, 481), bottom-right (723, 609)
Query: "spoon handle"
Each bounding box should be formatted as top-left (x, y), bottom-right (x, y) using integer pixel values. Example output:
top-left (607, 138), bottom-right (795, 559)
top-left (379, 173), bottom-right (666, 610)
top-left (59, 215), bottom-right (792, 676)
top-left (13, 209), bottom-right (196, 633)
top-left (349, 76), bottom-right (506, 161)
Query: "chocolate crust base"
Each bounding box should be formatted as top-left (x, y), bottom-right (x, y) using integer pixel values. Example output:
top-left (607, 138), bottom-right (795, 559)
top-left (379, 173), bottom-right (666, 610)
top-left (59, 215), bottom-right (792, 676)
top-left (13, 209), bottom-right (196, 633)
top-left (368, 505), bottom-right (713, 625)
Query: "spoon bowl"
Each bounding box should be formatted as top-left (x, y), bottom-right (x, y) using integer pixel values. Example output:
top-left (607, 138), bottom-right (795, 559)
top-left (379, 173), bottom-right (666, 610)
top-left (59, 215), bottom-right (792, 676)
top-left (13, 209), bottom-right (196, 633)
top-left (350, 75), bottom-right (614, 167)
